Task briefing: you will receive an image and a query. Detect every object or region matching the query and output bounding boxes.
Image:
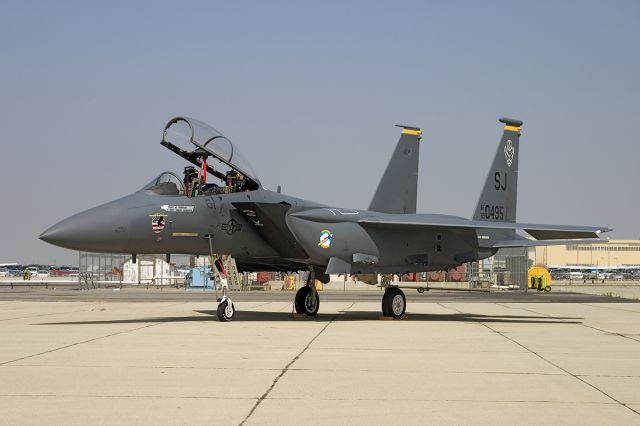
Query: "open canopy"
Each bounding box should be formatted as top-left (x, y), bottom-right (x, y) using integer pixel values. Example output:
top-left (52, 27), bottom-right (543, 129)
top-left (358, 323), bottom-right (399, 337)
top-left (161, 117), bottom-right (260, 184)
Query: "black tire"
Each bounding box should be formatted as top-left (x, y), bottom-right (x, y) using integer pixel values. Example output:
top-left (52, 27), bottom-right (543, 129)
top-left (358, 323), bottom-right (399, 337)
top-left (382, 287), bottom-right (406, 319)
top-left (544, 285), bottom-right (551, 293)
top-left (294, 286), bottom-right (320, 316)
top-left (417, 287), bottom-right (425, 294)
top-left (217, 300), bottom-right (235, 321)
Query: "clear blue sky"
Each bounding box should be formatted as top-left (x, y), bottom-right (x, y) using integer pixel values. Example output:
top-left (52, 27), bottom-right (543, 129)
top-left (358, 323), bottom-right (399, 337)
top-left (1, 0), bottom-right (639, 265)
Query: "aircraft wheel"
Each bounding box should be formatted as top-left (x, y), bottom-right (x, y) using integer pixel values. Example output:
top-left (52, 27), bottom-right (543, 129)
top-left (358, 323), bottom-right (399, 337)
top-left (382, 287), bottom-right (406, 319)
top-left (295, 286), bottom-right (320, 316)
top-left (217, 300), bottom-right (235, 321)
top-left (544, 285), bottom-right (551, 293)
top-left (417, 287), bottom-right (425, 294)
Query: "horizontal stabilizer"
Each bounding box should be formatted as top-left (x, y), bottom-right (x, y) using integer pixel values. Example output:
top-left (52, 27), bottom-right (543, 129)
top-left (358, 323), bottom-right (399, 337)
top-left (492, 238), bottom-right (608, 248)
top-left (523, 229), bottom-right (600, 240)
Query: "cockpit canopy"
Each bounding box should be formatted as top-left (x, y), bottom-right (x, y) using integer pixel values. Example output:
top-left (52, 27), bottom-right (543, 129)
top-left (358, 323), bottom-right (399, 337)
top-left (162, 117), bottom-right (260, 184)
top-left (142, 117), bottom-right (261, 197)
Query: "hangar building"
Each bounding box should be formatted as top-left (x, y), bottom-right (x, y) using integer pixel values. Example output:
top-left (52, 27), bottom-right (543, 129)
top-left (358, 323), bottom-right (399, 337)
top-left (531, 240), bottom-right (640, 268)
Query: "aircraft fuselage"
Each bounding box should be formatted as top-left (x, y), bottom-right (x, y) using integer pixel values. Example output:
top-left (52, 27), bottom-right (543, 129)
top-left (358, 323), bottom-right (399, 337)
top-left (40, 187), bottom-right (495, 274)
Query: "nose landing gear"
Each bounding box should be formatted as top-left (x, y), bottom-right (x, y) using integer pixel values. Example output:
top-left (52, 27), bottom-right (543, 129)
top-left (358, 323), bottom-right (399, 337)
top-left (217, 295), bottom-right (235, 321)
top-left (214, 258), bottom-right (235, 322)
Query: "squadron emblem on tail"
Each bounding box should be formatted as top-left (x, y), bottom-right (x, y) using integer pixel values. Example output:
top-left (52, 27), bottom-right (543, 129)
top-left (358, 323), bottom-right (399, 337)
top-left (504, 139), bottom-right (515, 167)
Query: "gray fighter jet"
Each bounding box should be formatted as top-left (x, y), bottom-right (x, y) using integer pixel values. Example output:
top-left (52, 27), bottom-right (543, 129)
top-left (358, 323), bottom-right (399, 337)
top-left (40, 117), bottom-right (610, 321)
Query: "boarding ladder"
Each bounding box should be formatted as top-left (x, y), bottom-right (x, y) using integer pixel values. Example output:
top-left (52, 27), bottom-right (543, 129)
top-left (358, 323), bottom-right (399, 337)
top-left (222, 255), bottom-right (241, 291)
top-left (205, 254), bottom-right (241, 292)
top-left (205, 235), bottom-right (242, 292)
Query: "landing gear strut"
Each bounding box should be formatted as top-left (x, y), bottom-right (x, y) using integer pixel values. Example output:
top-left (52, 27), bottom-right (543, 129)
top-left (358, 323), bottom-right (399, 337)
top-left (215, 260), bottom-right (235, 322)
top-left (294, 269), bottom-right (320, 316)
top-left (206, 238), bottom-right (235, 322)
top-left (382, 287), bottom-right (406, 319)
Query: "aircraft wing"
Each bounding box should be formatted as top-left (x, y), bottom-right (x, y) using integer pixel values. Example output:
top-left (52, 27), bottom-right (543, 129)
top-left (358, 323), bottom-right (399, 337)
top-left (358, 216), bottom-right (611, 240)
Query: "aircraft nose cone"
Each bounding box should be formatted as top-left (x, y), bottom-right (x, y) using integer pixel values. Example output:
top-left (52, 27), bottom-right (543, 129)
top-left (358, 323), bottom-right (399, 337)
top-left (40, 200), bottom-right (129, 252)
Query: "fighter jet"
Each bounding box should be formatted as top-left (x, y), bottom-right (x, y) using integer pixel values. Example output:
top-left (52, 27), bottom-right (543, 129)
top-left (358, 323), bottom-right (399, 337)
top-left (40, 117), bottom-right (611, 321)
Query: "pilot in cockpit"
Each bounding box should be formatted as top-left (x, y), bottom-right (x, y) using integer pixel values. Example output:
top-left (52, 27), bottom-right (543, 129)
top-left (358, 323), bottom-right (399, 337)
top-left (225, 170), bottom-right (237, 193)
top-left (224, 170), bottom-right (246, 193)
top-left (183, 166), bottom-right (199, 197)
top-left (234, 173), bottom-right (246, 192)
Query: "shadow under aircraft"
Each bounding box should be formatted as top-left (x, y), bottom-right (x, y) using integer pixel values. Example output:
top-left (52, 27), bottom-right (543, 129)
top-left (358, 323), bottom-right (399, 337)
top-left (37, 310), bottom-right (584, 325)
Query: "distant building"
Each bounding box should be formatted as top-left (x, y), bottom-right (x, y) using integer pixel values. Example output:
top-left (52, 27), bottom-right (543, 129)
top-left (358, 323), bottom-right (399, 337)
top-left (79, 253), bottom-right (174, 284)
top-left (122, 256), bottom-right (172, 283)
top-left (531, 240), bottom-right (640, 268)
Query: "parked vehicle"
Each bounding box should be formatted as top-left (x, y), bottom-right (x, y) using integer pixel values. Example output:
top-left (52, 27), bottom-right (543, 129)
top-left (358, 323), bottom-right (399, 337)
top-left (49, 265), bottom-right (79, 277)
top-left (51, 266), bottom-right (68, 276)
top-left (0, 267), bottom-right (8, 277)
top-left (175, 266), bottom-right (190, 277)
top-left (569, 271), bottom-right (584, 280)
top-left (7, 268), bottom-right (22, 277)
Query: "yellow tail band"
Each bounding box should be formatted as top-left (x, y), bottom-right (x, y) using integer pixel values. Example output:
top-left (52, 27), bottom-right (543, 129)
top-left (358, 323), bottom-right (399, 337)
top-left (504, 125), bottom-right (522, 133)
top-left (401, 128), bottom-right (422, 136)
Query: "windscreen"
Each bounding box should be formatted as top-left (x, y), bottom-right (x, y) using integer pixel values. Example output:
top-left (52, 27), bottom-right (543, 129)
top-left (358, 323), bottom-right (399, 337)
top-left (142, 172), bottom-right (185, 195)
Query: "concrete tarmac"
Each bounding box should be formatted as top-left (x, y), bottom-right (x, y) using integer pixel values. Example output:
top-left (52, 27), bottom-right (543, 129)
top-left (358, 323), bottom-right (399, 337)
top-left (1, 290), bottom-right (639, 425)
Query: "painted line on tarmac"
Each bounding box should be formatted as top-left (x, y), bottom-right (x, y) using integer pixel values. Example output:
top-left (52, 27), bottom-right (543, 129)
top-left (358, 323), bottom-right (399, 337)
top-left (249, 302), bottom-right (274, 309)
top-left (240, 302), bottom-right (354, 425)
top-left (496, 303), bottom-right (640, 344)
top-left (442, 302), bottom-right (640, 418)
top-left (0, 306), bottom-right (95, 322)
top-left (0, 322), bottom-right (163, 366)
top-left (582, 303), bottom-right (640, 315)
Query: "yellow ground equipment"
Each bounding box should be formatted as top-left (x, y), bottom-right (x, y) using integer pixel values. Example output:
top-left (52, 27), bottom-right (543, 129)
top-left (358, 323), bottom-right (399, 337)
top-left (528, 266), bottom-right (552, 292)
top-left (282, 274), bottom-right (297, 291)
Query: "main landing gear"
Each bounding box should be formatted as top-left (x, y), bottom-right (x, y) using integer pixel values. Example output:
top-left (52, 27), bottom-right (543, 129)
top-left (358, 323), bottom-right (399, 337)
top-left (294, 270), bottom-right (320, 316)
top-left (290, 268), bottom-right (406, 320)
top-left (381, 286), bottom-right (406, 319)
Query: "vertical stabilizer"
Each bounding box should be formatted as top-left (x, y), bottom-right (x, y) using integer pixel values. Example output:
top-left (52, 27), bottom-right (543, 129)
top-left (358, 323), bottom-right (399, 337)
top-left (472, 118), bottom-right (523, 222)
top-left (368, 125), bottom-right (421, 214)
